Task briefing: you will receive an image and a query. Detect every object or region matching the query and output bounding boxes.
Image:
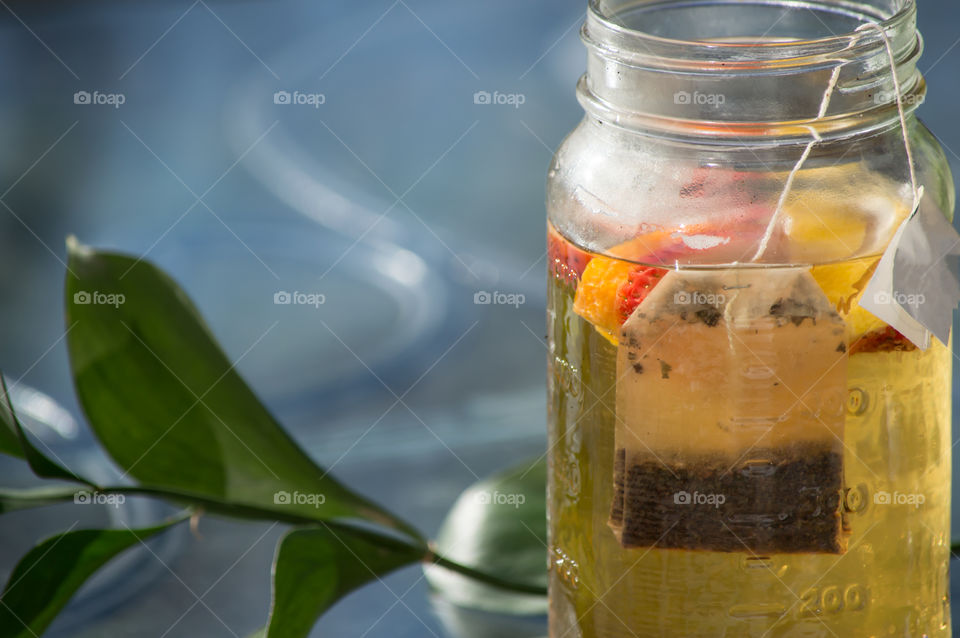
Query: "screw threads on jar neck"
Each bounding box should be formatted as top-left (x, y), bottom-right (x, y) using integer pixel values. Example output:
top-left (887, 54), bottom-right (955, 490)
top-left (579, 0), bottom-right (923, 143)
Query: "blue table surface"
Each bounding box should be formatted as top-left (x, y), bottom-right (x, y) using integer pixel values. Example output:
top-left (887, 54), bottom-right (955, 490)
top-left (0, 1), bottom-right (958, 636)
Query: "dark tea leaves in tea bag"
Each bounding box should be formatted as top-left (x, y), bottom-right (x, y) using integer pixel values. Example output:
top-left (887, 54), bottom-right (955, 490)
top-left (610, 269), bottom-right (849, 554)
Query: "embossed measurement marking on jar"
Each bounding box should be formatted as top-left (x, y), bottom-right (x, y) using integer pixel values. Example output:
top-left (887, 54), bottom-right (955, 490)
top-left (739, 555), bottom-right (788, 578)
top-left (545, 0), bottom-right (954, 632)
top-left (797, 584), bottom-right (867, 617)
top-left (846, 387), bottom-right (869, 416)
top-left (729, 603), bottom-right (787, 618)
top-left (557, 450), bottom-right (581, 500)
top-left (844, 484), bottom-right (868, 513)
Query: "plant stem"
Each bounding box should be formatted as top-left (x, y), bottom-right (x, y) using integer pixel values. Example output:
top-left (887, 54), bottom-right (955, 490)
top-left (105, 485), bottom-right (547, 595)
top-left (424, 549), bottom-right (547, 596)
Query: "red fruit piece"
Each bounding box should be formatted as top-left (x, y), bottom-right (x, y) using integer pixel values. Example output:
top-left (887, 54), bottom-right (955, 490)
top-left (616, 266), bottom-right (667, 323)
top-left (849, 326), bottom-right (916, 355)
top-left (548, 226), bottom-right (592, 281)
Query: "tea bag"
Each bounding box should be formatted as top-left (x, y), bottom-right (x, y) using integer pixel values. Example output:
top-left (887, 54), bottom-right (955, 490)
top-left (610, 268), bottom-right (849, 554)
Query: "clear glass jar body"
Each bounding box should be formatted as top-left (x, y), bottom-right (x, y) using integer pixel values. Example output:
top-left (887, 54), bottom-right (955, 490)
top-left (546, 1), bottom-right (955, 636)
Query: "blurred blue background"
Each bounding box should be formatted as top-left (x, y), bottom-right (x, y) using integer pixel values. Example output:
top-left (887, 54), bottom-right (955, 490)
top-left (0, 0), bottom-right (957, 636)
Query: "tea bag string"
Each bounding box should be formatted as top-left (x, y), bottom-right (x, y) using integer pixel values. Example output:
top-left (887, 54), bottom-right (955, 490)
top-left (857, 21), bottom-right (920, 207)
top-left (750, 52), bottom-right (849, 261)
top-left (751, 21), bottom-right (919, 262)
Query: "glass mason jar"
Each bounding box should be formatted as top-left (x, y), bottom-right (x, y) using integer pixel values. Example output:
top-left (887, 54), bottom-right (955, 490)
top-left (545, 0), bottom-right (954, 636)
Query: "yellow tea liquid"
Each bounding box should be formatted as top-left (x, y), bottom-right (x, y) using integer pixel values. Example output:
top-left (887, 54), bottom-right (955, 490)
top-left (547, 227), bottom-right (951, 637)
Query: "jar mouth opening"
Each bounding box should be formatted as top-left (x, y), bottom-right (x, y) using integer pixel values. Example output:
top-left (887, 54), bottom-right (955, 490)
top-left (586, 0), bottom-right (915, 64)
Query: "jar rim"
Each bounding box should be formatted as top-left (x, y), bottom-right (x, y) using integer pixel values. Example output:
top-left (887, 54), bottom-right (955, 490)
top-left (585, 0), bottom-right (916, 68)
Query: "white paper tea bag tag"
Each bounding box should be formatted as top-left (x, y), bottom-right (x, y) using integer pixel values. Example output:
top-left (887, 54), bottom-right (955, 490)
top-left (860, 187), bottom-right (960, 350)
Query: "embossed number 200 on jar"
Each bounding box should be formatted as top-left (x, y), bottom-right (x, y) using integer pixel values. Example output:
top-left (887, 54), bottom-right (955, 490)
top-left (546, 0), bottom-right (955, 635)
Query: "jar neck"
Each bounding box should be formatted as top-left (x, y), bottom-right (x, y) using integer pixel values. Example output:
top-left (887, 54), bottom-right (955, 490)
top-left (579, 0), bottom-right (923, 144)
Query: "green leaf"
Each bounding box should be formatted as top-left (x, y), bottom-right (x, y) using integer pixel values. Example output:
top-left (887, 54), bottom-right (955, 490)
top-left (0, 381), bottom-right (21, 459)
top-left (64, 239), bottom-right (419, 540)
top-left (0, 514), bottom-right (188, 638)
top-left (266, 525), bottom-right (423, 638)
top-left (0, 375), bottom-right (89, 484)
top-left (426, 457), bottom-right (548, 615)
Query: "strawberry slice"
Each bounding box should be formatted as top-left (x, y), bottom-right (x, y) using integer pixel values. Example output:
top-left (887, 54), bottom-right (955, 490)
top-left (849, 326), bottom-right (916, 355)
top-left (616, 266), bottom-right (667, 323)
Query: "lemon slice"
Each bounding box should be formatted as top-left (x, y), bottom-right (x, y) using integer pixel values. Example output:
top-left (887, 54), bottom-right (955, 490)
top-left (810, 258), bottom-right (886, 339)
top-left (781, 190), bottom-right (870, 263)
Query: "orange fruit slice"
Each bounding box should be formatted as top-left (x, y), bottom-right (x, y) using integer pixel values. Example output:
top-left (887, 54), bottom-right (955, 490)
top-left (573, 257), bottom-right (638, 343)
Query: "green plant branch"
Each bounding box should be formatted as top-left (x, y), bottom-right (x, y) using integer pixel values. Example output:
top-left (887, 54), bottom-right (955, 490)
top-left (0, 481), bottom-right (548, 597)
top-left (112, 486), bottom-right (547, 595)
top-left (424, 548), bottom-right (548, 596)
top-left (0, 240), bottom-right (544, 638)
